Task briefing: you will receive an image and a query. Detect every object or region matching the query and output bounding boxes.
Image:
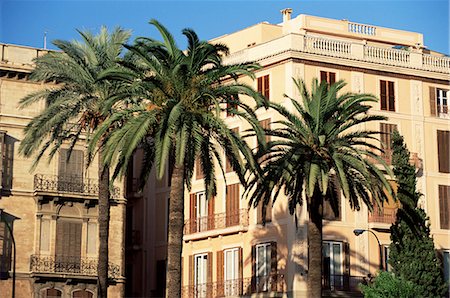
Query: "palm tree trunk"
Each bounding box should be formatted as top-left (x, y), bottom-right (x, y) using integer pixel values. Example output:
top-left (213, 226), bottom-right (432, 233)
top-left (166, 163), bottom-right (185, 298)
top-left (307, 194), bottom-right (323, 298)
top-left (98, 148), bottom-right (110, 298)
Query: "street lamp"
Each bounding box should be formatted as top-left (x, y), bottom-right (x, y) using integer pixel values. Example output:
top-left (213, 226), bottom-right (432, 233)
top-left (353, 228), bottom-right (383, 271)
top-left (0, 209), bottom-right (16, 298)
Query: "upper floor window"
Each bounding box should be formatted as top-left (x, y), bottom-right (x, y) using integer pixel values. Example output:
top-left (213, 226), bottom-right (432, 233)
top-left (437, 130), bottom-right (450, 173)
top-left (257, 75), bottom-right (270, 100)
top-left (323, 184), bottom-right (341, 221)
top-left (226, 96), bottom-right (238, 117)
top-left (225, 128), bottom-right (239, 173)
top-left (380, 123), bottom-right (398, 164)
top-left (252, 242), bottom-right (277, 292)
top-left (380, 80), bottom-right (395, 112)
top-left (439, 185), bottom-right (450, 229)
top-left (320, 71), bottom-right (336, 86)
top-left (430, 87), bottom-right (449, 118)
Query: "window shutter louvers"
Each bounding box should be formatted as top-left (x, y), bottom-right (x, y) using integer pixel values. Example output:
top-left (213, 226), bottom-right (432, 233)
top-left (263, 75), bottom-right (270, 99)
top-left (437, 130), bottom-right (450, 173)
top-left (320, 71), bottom-right (327, 83)
top-left (270, 242), bottom-right (278, 291)
top-left (189, 193), bottom-right (196, 233)
top-left (226, 184), bottom-right (239, 226)
top-left (430, 87), bottom-right (437, 116)
top-left (380, 80), bottom-right (387, 110)
top-left (388, 81), bottom-right (395, 111)
top-left (189, 255), bottom-right (194, 286)
top-left (251, 245), bottom-right (256, 292)
top-left (329, 72), bottom-right (336, 85)
top-left (207, 196), bottom-right (215, 230)
top-left (439, 185), bottom-right (450, 229)
top-left (344, 242), bottom-right (350, 289)
top-left (216, 250), bottom-right (224, 296)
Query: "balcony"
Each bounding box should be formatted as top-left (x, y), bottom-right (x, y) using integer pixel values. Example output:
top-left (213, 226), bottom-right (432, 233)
top-left (34, 174), bottom-right (120, 199)
top-left (184, 209), bottom-right (249, 240)
top-left (30, 255), bottom-right (120, 279)
top-left (322, 274), bottom-right (366, 293)
top-left (368, 206), bottom-right (397, 225)
top-left (182, 274), bottom-right (286, 297)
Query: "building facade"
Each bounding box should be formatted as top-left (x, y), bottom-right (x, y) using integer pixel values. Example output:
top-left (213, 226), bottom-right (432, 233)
top-left (127, 9), bottom-right (450, 297)
top-left (0, 44), bottom-right (126, 298)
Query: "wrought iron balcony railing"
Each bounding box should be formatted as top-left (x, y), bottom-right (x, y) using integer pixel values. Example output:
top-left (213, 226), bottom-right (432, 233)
top-left (30, 254), bottom-right (120, 279)
top-left (184, 209), bottom-right (249, 235)
top-left (182, 274), bottom-right (286, 297)
top-left (322, 274), bottom-right (366, 292)
top-left (368, 206), bottom-right (397, 224)
top-left (34, 174), bottom-right (120, 198)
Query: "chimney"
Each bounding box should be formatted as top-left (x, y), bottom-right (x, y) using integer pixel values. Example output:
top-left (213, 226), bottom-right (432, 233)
top-left (281, 8), bottom-right (293, 23)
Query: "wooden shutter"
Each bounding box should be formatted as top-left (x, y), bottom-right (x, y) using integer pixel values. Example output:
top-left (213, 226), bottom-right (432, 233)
top-left (270, 242), bottom-right (278, 291)
top-left (238, 247), bottom-right (243, 281)
top-left (207, 252), bottom-right (213, 283)
top-left (46, 289), bottom-right (62, 298)
top-left (437, 130), bottom-right (450, 173)
top-left (388, 81), bottom-right (395, 111)
top-left (380, 123), bottom-right (397, 164)
top-left (251, 245), bottom-right (256, 292)
top-left (329, 72), bottom-right (336, 85)
top-left (55, 220), bottom-right (82, 259)
top-left (380, 80), bottom-right (387, 110)
top-left (263, 75), bottom-right (270, 99)
top-left (189, 255), bottom-right (194, 286)
top-left (226, 184), bottom-right (239, 226)
top-left (207, 196), bottom-right (215, 230)
top-left (195, 158), bottom-right (204, 180)
top-left (189, 193), bottom-right (196, 233)
top-left (439, 185), bottom-right (450, 229)
top-left (344, 242), bottom-right (350, 289)
top-left (430, 87), bottom-right (437, 116)
top-left (73, 290), bottom-right (93, 298)
top-left (257, 77), bottom-right (263, 94)
top-left (216, 250), bottom-right (224, 296)
top-left (320, 71), bottom-right (327, 83)
top-left (226, 128), bottom-right (239, 173)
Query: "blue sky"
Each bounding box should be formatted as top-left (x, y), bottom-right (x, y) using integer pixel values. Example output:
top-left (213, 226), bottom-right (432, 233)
top-left (1, 0), bottom-right (449, 55)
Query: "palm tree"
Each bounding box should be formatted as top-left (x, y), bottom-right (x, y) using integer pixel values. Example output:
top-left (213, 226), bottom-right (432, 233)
top-left (247, 78), bottom-right (394, 297)
top-left (94, 20), bottom-right (266, 297)
top-left (19, 27), bottom-right (131, 298)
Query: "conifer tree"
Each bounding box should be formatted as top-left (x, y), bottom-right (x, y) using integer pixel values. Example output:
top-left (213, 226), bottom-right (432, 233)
top-left (388, 131), bottom-right (447, 297)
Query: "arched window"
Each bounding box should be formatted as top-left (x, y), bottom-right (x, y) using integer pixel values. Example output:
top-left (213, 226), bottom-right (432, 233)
top-left (45, 288), bottom-right (62, 298)
top-left (73, 290), bottom-right (93, 298)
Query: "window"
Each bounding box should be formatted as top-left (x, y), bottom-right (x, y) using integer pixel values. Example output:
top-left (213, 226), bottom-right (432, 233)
top-left (58, 149), bottom-right (84, 192)
top-left (382, 245), bottom-right (392, 271)
top-left (0, 132), bottom-right (13, 190)
top-left (380, 123), bottom-right (398, 164)
top-left (439, 185), bottom-right (450, 229)
top-left (45, 289), bottom-right (62, 298)
top-left (437, 130), bottom-right (450, 173)
top-left (190, 253), bottom-right (212, 298)
top-left (195, 158), bottom-right (204, 180)
top-left (72, 290), bottom-right (93, 298)
top-left (55, 219), bottom-right (82, 264)
top-left (226, 96), bottom-right (238, 117)
top-left (430, 87), bottom-right (449, 117)
top-left (226, 184), bottom-right (240, 227)
top-left (380, 80), bottom-right (395, 111)
top-left (225, 128), bottom-right (239, 173)
top-left (323, 192), bottom-right (341, 221)
top-left (0, 221), bottom-right (12, 278)
top-left (320, 71), bottom-right (336, 85)
top-left (252, 242), bottom-right (277, 292)
top-left (189, 192), bottom-right (214, 233)
top-left (224, 248), bottom-right (241, 296)
top-left (257, 199), bottom-right (272, 224)
top-left (257, 75), bottom-right (270, 99)
top-left (323, 241), bottom-right (343, 289)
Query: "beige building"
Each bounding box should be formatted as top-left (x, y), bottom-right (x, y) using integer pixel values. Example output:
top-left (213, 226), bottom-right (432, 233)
top-left (128, 9), bottom-right (450, 297)
top-left (0, 44), bottom-right (126, 298)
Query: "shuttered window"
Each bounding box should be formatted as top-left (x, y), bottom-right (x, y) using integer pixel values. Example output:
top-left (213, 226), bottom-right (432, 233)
top-left (58, 149), bottom-right (84, 179)
top-left (72, 290), bottom-right (93, 298)
top-left (380, 80), bottom-right (395, 111)
top-left (439, 185), bottom-right (450, 229)
top-left (195, 158), bottom-right (204, 180)
top-left (323, 193), bottom-right (341, 221)
top-left (380, 123), bottom-right (397, 164)
top-left (252, 242), bottom-right (277, 292)
top-left (226, 184), bottom-right (240, 226)
top-left (437, 130), bottom-right (450, 173)
top-left (320, 71), bottom-right (336, 85)
top-left (55, 220), bottom-right (82, 259)
top-left (0, 132), bottom-right (13, 189)
top-left (45, 289), bottom-right (62, 298)
top-left (226, 128), bottom-right (239, 173)
top-left (257, 75), bottom-right (270, 99)
top-left (226, 95), bottom-right (238, 117)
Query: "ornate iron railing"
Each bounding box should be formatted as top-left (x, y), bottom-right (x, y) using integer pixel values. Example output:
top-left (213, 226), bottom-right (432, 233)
top-left (322, 274), bottom-right (366, 292)
top-left (34, 174), bottom-right (120, 198)
top-left (184, 209), bottom-right (249, 234)
top-left (30, 255), bottom-right (120, 279)
top-left (182, 274), bottom-right (286, 297)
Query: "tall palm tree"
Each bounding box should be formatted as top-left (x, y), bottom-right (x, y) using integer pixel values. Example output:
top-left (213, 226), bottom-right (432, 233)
top-left (94, 20), bottom-right (266, 297)
top-left (247, 78), bottom-right (394, 297)
top-left (19, 27), bottom-right (131, 298)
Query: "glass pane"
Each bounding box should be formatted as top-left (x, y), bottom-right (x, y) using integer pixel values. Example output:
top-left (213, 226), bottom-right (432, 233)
top-left (444, 252), bottom-right (450, 283)
top-left (332, 243), bottom-right (342, 275)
